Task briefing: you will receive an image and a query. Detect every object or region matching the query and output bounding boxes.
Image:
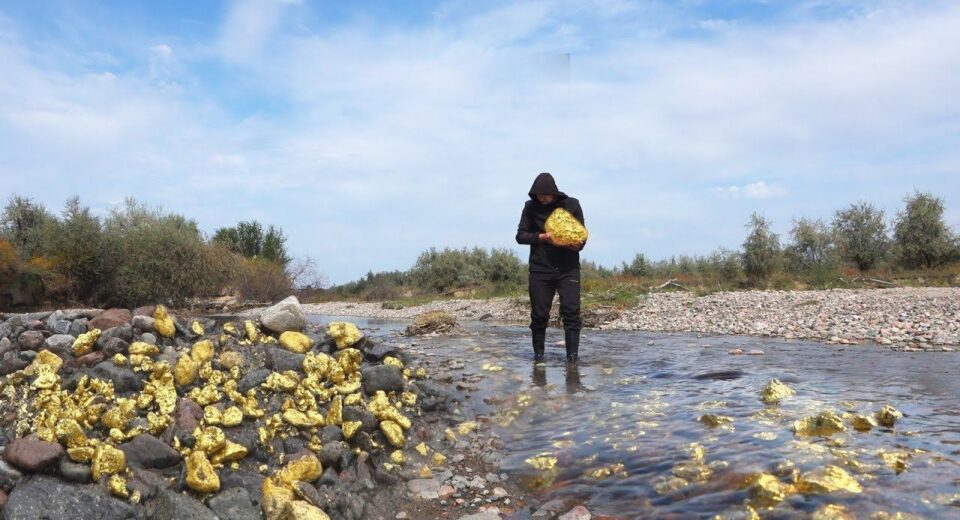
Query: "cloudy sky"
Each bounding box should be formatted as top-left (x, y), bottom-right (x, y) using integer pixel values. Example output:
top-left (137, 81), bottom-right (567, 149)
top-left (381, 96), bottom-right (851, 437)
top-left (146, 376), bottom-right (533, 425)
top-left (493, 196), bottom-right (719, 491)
top-left (1, 1), bottom-right (958, 283)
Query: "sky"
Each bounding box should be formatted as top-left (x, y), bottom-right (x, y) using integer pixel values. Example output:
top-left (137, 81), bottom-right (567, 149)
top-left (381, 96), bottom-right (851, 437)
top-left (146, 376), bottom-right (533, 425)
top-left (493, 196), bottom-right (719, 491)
top-left (1, 0), bottom-right (958, 284)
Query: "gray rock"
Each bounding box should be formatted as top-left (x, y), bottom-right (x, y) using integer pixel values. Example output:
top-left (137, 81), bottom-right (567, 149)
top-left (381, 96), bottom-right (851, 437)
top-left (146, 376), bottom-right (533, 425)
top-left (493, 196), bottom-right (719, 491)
top-left (119, 435), bottom-right (181, 469)
top-left (92, 361), bottom-right (144, 393)
top-left (318, 425), bottom-right (344, 443)
top-left (318, 441), bottom-right (350, 471)
top-left (63, 309), bottom-right (101, 320)
top-left (266, 348), bottom-right (305, 373)
top-left (408, 478), bottom-right (441, 500)
top-left (43, 334), bottom-right (76, 356)
top-left (131, 315), bottom-right (156, 333)
top-left (0, 320), bottom-right (12, 340)
top-left (0, 353), bottom-right (29, 375)
top-left (238, 368), bottom-right (271, 393)
top-left (342, 406), bottom-right (378, 433)
top-left (363, 342), bottom-right (400, 361)
top-left (96, 324), bottom-right (133, 348)
top-left (45, 311), bottom-right (72, 335)
top-left (259, 295), bottom-right (307, 333)
top-left (68, 319), bottom-right (88, 337)
top-left (206, 487), bottom-right (260, 520)
top-left (0, 337), bottom-right (12, 356)
top-left (102, 337), bottom-right (130, 357)
top-left (59, 459), bottom-right (92, 483)
top-left (148, 489), bottom-right (216, 520)
top-left (219, 471), bottom-right (265, 507)
top-left (4, 475), bottom-right (140, 520)
top-left (140, 332), bottom-right (157, 345)
top-left (361, 364), bottom-right (404, 394)
top-left (0, 456), bottom-right (24, 490)
top-left (558, 505), bottom-right (592, 520)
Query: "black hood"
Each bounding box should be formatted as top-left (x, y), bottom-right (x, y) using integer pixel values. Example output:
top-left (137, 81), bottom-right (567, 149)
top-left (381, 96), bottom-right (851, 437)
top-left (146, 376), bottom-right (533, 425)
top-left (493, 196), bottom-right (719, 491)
top-left (528, 172), bottom-right (567, 201)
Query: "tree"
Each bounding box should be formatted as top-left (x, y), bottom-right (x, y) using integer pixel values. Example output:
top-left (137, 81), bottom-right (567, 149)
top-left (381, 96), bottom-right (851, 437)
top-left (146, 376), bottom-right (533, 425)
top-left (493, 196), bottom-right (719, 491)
top-left (893, 192), bottom-right (956, 269)
top-left (621, 253), bottom-right (651, 277)
top-left (1, 196), bottom-right (52, 258)
top-left (213, 220), bottom-right (290, 266)
top-left (786, 218), bottom-right (836, 272)
top-left (742, 212), bottom-right (781, 284)
top-left (833, 202), bottom-right (888, 271)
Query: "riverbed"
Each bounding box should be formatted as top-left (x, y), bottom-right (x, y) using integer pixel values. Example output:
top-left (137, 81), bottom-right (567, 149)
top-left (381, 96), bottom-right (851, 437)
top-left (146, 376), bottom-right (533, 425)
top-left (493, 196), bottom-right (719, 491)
top-left (340, 316), bottom-right (960, 519)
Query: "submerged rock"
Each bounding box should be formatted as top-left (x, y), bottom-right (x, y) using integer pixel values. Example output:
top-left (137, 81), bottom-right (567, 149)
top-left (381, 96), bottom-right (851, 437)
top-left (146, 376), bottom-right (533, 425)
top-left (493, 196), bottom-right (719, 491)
top-left (793, 411), bottom-right (846, 436)
top-left (759, 379), bottom-right (795, 405)
top-left (796, 465), bottom-right (862, 494)
top-left (405, 311), bottom-right (458, 336)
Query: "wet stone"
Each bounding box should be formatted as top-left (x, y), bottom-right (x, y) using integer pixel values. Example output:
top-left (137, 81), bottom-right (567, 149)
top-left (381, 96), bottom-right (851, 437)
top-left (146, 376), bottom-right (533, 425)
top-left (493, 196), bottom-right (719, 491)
top-left (59, 458), bottom-right (92, 483)
top-left (119, 434), bottom-right (181, 469)
top-left (4, 475), bottom-right (139, 520)
top-left (361, 364), bottom-right (405, 394)
top-left (265, 348), bottom-right (305, 373)
top-left (206, 487), bottom-right (260, 520)
top-left (148, 489), bottom-right (217, 520)
top-left (3, 436), bottom-right (63, 471)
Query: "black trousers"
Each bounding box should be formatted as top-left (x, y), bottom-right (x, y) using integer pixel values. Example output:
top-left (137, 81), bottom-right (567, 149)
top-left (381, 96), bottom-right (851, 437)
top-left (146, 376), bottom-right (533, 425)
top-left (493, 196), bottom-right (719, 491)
top-left (528, 269), bottom-right (581, 333)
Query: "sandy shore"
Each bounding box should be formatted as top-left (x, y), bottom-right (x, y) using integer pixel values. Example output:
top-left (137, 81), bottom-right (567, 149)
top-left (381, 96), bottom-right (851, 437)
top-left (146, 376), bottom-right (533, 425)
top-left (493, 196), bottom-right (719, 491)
top-left (291, 287), bottom-right (960, 350)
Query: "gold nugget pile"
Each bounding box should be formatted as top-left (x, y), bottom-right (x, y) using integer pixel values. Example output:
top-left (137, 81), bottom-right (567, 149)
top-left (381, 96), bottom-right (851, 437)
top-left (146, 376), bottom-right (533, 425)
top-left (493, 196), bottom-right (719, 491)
top-left (0, 306), bottom-right (433, 520)
top-left (544, 207), bottom-right (588, 247)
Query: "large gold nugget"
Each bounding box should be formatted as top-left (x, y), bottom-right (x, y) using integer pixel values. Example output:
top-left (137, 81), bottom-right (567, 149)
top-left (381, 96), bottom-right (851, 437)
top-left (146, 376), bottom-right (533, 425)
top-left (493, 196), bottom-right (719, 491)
top-left (544, 208), bottom-right (588, 247)
top-left (154, 305), bottom-right (176, 338)
top-left (280, 331), bottom-right (313, 354)
top-left (185, 450), bottom-right (220, 493)
top-left (326, 322), bottom-right (363, 349)
top-left (73, 329), bottom-right (102, 356)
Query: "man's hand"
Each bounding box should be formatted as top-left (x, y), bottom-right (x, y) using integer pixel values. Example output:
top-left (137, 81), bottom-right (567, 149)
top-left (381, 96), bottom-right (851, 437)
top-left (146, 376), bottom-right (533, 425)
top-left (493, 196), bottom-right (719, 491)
top-left (538, 232), bottom-right (557, 246)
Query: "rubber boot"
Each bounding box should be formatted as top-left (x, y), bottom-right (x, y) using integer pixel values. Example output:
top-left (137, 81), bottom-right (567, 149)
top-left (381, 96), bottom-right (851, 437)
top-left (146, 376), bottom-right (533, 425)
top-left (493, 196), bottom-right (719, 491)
top-left (532, 330), bottom-right (546, 362)
top-left (565, 329), bottom-right (580, 363)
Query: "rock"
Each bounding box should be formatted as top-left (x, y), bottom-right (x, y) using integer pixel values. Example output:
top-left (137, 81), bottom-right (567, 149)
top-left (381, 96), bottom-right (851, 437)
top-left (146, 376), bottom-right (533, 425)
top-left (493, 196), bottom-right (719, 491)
top-left (44, 311), bottom-right (71, 335)
top-left (207, 487), bottom-right (260, 520)
top-left (119, 434), bottom-right (181, 469)
top-left (219, 471), bottom-right (265, 507)
top-left (408, 478), bottom-right (442, 500)
top-left (131, 315), bottom-right (156, 333)
top-left (68, 319), bottom-right (89, 337)
top-left (0, 337), bottom-right (11, 356)
top-left (2, 436), bottom-right (63, 471)
top-left (259, 296), bottom-right (307, 333)
top-left (1, 354), bottom-right (29, 375)
top-left (532, 498), bottom-right (577, 520)
top-left (363, 342), bottom-right (400, 362)
top-left (238, 368), bottom-right (271, 393)
top-left (4, 475), bottom-right (139, 520)
top-left (89, 308), bottom-right (132, 331)
top-left (266, 348), bottom-right (306, 373)
top-left (342, 406), bottom-right (378, 433)
top-left (96, 324), bottom-right (134, 348)
top-left (148, 489), bottom-right (217, 520)
top-left (0, 456), bottom-right (24, 489)
top-left (59, 458), bottom-right (92, 483)
top-left (74, 351), bottom-right (105, 367)
top-left (318, 425), bottom-right (344, 443)
top-left (133, 305), bottom-right (156, 317)
top-left (102, 337), bottom-right (130, 358)
top-left (318, 442), bottom-right (350, 471)
top-left (92, 361), bottom-right (144, 393)
top-left (43, 334), bottom-right (76, 357)
top-left (140, 332), bottom-right (157, 345)
top-left (457, 509), bottom-right (502, 520)
top-left (361, 365), bottom-right (404, 394)
top-left (174, 398), bottom-right (203, 434)
top-left (558, 506), bottom-right (592, 520)
top-left (17, 330), bottom-right (45, 351)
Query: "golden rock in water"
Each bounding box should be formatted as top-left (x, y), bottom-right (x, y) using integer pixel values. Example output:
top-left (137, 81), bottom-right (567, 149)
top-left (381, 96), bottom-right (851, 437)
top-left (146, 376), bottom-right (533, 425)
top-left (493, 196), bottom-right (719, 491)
top-left (153, 305), bottom-right (176, 338)
top-left (191, 320), bottom-right (205, 336)
top-left (415, 442), bottom-right (430, 456)
top-left (280, 332), bottom-right (313, 354)
top-left (545, 207), bottom-right (588, 247)
top-left (759, 379), bottom-right (795, 405)
top-left (850, 414), bottom-right (877, 431)
top-left (277, 454), bottom-right (323, 486)
top-left (222, 406), bottom-right (244, 427)
top-left (811, 504), bottom-right (855, 520)
top-left (243, 320), bottom-right (259, 342)
top-left (326, 322), bottom-right (363, 349)
top-left (713, 505), bottom-right (761, 520)
top-left (108, 474), bottom-right (129, 498)
top-left (586, 463), bottom-right (628, 480)
top-left (653, 476), bottom-right (689, 495)
top-left (793, 411), bottom-right (847, 436)
top-left (219, 351), bottom-right (245, 370)
top-left (745, 473), bottom-right (793, 506)
top-left (525, 454), bottom-right (557, 471)
top-left (432, 452), bottom-right (447, 466)
top-left (688, 443), bottom-right (706, 462)
top-left (672, 462), bottom-right (712, 482)
top-left (400, 392), bottom-right (417, 407)
top-left (457, 421), bottom-right (479, 436)
top-left (102, 399), bottom-right (137, 430)
top-left (380, 420), bottom-right (405, 448)
top-left (73, 329), bottom-right (102, 356)
top-left (390, 450), bottom-right (405, 465)
top-left (185, 450), bottom-right (220, 493)
top-left (698, 414), bottom-right (734, 428)
top-left (341, 421), bottom-right (361, 440)
top-left (191, 340), bottom-right (215, 364)
top-left (383, 356), bottom-right (403, 370)
top-left (92, 443), bottom-right (126, 481)
top-left (868, 513), bottom-right (924, 520)
top-left (878, 450), bottom-right (910, 474)
top-left (876, 405), bottom-right (903, 427)
top-left (796, 465), bottom-right (862, 494)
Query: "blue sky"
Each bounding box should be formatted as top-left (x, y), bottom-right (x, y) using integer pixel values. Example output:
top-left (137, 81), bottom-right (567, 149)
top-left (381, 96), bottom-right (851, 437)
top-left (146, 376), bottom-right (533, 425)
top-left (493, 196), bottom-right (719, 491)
top-left (1, 1), bottom-right (958, 283)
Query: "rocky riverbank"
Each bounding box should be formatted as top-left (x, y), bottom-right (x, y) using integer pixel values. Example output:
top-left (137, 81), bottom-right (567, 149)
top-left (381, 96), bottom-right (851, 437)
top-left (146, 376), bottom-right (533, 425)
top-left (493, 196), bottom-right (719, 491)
top-left (0, 297), bottom-right (591, 520)
top-left (291, 287), bottom-right (960, 351)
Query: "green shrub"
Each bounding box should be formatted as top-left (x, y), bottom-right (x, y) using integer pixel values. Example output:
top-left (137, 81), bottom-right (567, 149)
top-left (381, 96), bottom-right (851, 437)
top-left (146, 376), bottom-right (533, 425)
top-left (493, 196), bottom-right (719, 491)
top-left (742, 213), bottom-right (781, 285)
top-left (893, 192), bottom-right (956, 269)
top-left (833, 202), bottom-right (889, 272)
top-left (235, 258), bottom-right (293, 302)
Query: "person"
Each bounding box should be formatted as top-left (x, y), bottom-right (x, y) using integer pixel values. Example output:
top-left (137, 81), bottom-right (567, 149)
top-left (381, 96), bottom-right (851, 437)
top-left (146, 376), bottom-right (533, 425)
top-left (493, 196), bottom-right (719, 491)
top-left (515, 172), bottom-right (586, 363)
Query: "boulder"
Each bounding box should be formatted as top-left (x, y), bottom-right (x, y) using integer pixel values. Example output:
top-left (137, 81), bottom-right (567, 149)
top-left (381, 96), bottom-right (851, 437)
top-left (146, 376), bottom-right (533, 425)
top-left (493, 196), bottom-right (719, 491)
top-left (4, 475), bottom-right (139, 520)
top-left (43, 334), bottom-right (76, 357)
top-left (147, 489), bottom-right (217, 520)
top-left (91, 362), bottom-right (144, 393)
top-left (259, 296), bottom-right (307, 333)
top-left (360, 365), bottom-right (404, 394)
top-left (119, 435), bottom-right (181, 469)
top-left (2, 436), bottom-right (63, 471)
top-left (68, 319), bottom-right (88, 337)
top-left (206, 487), bottom-right (260, 520)
top-left (17, 331), bottom-right (45, 351)
top-left (132, 305), bottom-right (156, 317)
top-left (88, 309), bottom-right (132, 331)
top-left (131, 315), bottom-right (156, 333)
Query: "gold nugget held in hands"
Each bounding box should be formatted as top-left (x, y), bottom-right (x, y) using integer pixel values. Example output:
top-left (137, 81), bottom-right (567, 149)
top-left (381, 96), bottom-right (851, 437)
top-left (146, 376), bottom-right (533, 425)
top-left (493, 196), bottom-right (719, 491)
top-left (545, 208), bottom-right (588, 247)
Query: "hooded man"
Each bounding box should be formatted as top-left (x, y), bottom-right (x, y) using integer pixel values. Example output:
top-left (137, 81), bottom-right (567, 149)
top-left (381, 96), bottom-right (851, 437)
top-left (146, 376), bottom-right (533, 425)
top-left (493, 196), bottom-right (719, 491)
top-left (515, 172), bottom-right (586, 362)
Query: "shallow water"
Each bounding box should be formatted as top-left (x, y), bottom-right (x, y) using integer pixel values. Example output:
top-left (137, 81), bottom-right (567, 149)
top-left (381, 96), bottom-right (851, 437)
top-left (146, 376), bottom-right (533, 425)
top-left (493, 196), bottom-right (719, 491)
top-left (316, 316), bottom-right (960, 519)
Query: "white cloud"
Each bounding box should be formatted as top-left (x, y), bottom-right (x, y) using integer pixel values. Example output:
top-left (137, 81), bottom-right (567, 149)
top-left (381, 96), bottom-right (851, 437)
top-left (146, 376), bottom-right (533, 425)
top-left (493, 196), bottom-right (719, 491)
top-left (716, 181), bottom-right (788, 199)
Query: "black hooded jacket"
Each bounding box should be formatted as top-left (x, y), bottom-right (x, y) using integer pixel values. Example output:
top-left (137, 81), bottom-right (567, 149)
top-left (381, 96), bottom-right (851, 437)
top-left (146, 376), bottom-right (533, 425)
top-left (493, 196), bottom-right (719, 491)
top-left (516, 173), bottom-right (585, 273)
